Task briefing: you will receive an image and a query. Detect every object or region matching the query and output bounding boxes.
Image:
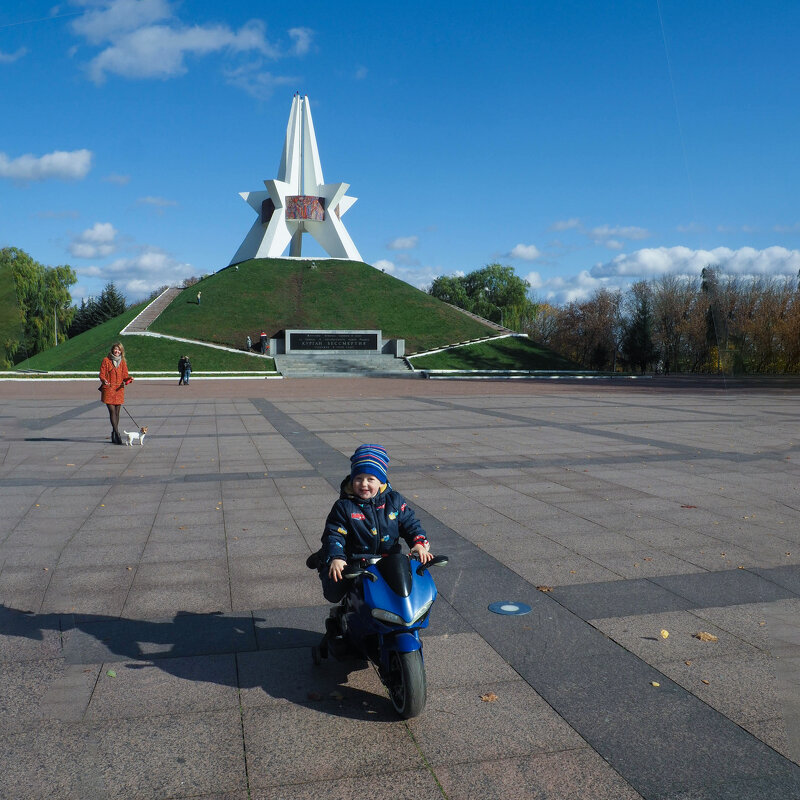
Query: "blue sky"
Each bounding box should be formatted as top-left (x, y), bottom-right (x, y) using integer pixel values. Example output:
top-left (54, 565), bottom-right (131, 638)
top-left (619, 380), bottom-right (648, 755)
top-left (2, 0), bottom-right (800, 304)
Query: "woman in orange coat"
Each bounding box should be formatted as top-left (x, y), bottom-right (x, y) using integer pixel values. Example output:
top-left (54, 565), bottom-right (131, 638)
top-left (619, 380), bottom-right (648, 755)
top-left (99, 342), bottom-right (132, 444)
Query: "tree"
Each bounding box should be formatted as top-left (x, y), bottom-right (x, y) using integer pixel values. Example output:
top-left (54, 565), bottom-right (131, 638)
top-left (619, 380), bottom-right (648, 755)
top-left (94, 283), bottom-right (127, 323)
top-left (428, 263), bottom-right (534, 327)
top-left (428, 275), bottom-right (469, 308)
top-left (68, 283), bottom-right (127, 338)
top-left (622, 281), bottom-right (658, 373)
top-left (0, 247), bottom-right (75, 362)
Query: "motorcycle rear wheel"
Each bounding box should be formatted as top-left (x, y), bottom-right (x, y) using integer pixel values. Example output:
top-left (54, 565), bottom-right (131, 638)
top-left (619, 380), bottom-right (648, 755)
top-left (387, 649), bottom-right (426, 718)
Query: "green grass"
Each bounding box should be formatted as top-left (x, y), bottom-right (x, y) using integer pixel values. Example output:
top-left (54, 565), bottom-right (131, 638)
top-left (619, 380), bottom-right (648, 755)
top-left (0, 260), bottom-right (25, 368)
top-left (408, 336), bottom-right (581, 371)
top-left (14, 258), bottom-right (577, 374)
top-left (14, 303), bottom-right (275, 372)
top-left (149, 258), bottom-right (496, 354)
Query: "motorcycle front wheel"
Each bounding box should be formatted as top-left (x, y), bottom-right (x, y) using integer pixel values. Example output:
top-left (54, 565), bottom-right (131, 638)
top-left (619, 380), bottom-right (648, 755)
top-left (387, 649), bottom-right (427, 718)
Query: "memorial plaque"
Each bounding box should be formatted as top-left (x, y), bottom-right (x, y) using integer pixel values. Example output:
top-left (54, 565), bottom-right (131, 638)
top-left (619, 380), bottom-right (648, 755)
top-left (290, 332), bottom-right (378, 351)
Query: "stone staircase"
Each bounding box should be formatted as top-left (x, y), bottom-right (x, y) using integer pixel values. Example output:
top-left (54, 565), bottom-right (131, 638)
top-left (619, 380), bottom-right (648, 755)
top-left (273, 353), bottom-right (413, 378)
top-left (121, 287), bottom-right (184, 333)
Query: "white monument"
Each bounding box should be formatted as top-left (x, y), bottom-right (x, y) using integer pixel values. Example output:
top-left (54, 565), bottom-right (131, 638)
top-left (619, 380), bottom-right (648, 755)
top-left (229, 93), bottom-right (362, 264)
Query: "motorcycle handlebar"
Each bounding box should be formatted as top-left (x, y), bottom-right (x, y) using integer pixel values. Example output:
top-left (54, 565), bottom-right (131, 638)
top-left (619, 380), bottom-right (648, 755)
top-left (416, 555), bottom-right (449, 575)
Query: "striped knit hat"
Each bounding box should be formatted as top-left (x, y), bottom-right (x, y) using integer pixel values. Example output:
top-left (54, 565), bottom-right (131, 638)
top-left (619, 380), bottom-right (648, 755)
top-left (350, 444), bottom-right (389, 484)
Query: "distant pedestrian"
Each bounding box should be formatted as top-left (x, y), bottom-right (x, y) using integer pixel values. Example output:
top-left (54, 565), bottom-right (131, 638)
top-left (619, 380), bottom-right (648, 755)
top-left (182, 355), bottom-right (192, 384)
top-left (260, 330), bottom-right (267, 354)
top-left (178, 355), bottom-right (187, 385)
top-left (196, 291), bottom-right (202, 305)
top-left (246, 335), bottom-right (252, 352)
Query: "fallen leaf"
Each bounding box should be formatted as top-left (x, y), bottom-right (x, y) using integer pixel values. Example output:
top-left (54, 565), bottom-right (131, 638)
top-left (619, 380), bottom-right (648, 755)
top-left (681, 504), bottom-right (697, 509)
top-left (126, 566), bottom-right (132, 571)
top-left (650, 681), bottom-right (660, 687)
top-left (685, 660), bottom-right (693, 666)
top-left (480, 692), bottom-right (498, 702)
top-left (693, 631), bottom-right (718, 642)
top-left (106, 670), bottom-right (117, 678)
top-left (43, 567), bottom-right (48, 571)
top-left (569, 570), bottom-right (576, 574)
top-left (536, 585), bottom-right (553, 592)
top-left (644, 557), bottom-right (653, 562)
top-left (701, 679), bottom-right (710, 685)
top-left (759, 622), bottom-right (766, 626)
top-left (660, 630), bottom-right (669, 639)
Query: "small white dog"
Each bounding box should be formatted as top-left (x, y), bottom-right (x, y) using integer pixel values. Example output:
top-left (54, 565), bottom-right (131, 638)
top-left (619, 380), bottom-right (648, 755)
top-left (122, 427), bottom-right (147, 446)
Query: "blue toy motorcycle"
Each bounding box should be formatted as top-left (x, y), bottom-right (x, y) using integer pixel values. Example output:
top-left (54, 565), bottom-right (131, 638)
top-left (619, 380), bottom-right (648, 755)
top-left (312, 552), bottom-right (449, 718)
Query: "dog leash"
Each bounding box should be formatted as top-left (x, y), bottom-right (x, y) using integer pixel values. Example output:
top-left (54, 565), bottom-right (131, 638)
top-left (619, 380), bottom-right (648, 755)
top-left (122, 405), bottom-right (141, 429)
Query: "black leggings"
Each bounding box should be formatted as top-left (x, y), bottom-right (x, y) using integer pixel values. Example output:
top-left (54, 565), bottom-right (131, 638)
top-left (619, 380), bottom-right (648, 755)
top-left (106, 404), bottom-right (121, 433)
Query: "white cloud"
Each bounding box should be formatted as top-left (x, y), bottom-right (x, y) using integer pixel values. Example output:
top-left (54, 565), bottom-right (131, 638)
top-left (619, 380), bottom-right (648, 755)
top-left (87, 20), bottom-right (278, 82)
top-left (288, 27), bottom-right (313, 55)
top-left (138, 195), bottom-right (177, 207)
top-left (103, 172), bottom-right (130, 184)
top-left (589, 224), bottom-right (650, 241)
top-left (605, 239), bottom-right (624, 250)
top-left (677, 222), bottom-right (706, 234)
top-left (373, 259), bottom-right (395, 273)
top-left (0, 149), bottom-right (92, 181)
top-left (103, 247), bottom-right (193, 297)
top-left (775, 222), bottom-right (800, 233)
top-left (69, 222), bottom-right (118, 258)
top-left (508, 243), bottom-right (541, 261)
top-left (387, 236), bottom-right (418, 250)
top-left (591, 245), bottom-right (800, 279)
top-left (0, 47), bottom-right (28, 63)
top-left (550, 218), bottom-right (581, 232)
top-left (222, 64), bottom-right (296, 100)
top-left (71, 0), bottom-right (174, 44)
top-left (75, 265), bottom-right (104, 277)
top-left (526, 269), bottom-right (613, 304)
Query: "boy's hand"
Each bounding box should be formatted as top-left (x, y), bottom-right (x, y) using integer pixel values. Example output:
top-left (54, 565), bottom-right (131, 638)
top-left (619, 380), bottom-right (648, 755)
top-left (328, 558), bottom-right (347, 581)
top-left (411, 543), bottom-right (433, 564)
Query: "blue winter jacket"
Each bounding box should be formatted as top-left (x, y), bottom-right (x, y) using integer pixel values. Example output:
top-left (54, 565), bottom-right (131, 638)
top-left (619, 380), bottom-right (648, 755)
top-left (321, 477), bottom-right (428, 564)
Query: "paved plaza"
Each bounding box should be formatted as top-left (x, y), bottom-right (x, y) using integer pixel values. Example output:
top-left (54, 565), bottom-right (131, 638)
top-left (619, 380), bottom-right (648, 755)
top-left (1, 376), bottom-right (800, 799)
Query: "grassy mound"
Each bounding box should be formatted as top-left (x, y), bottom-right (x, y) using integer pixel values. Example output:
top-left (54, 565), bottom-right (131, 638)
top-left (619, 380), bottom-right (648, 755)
top-left (13, 303), bottom-right (274, 373)
top-left (408, 336), bottom-right (580, 370)
top-left (149, 258), bottom-right (496, 354)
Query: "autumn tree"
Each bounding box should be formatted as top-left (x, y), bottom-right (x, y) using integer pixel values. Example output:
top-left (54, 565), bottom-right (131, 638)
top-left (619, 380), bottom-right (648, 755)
top-left (621, 281), bottom-right (658, 373)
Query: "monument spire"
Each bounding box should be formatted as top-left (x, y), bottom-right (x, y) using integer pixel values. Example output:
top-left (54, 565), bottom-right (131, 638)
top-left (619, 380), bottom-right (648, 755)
top-left (229, 94), bottom-right (362, 264)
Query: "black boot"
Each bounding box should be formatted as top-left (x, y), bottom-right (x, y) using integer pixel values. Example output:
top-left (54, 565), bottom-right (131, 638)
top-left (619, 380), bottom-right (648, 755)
top-left (113, 430), bottom-right (122, 444)
top-left (305, 549), bottom-right (323, 570)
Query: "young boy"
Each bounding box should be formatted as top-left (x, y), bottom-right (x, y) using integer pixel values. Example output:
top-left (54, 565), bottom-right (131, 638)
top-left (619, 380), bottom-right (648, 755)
top-left (312, 444), bottom-right (433, 603)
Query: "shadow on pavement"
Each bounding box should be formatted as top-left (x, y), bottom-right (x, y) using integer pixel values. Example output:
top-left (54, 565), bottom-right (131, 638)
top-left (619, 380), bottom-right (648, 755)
top-left (0, 603), bottom-right (394, 721)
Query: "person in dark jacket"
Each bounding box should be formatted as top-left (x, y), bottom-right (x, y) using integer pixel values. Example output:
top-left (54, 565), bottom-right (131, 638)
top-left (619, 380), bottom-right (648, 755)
top-left (178, 356), bottom-right (187, 385)
top-left (314, 444), bottom-right (433, 603)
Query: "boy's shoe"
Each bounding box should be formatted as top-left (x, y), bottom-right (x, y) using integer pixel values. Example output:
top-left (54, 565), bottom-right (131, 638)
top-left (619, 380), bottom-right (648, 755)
top-left (305, 549), bottom-right (323, 570)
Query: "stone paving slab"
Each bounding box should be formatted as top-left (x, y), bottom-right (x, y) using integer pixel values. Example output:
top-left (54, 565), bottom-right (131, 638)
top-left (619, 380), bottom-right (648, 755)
top-left (1, 377), bottom-right (800, 798)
